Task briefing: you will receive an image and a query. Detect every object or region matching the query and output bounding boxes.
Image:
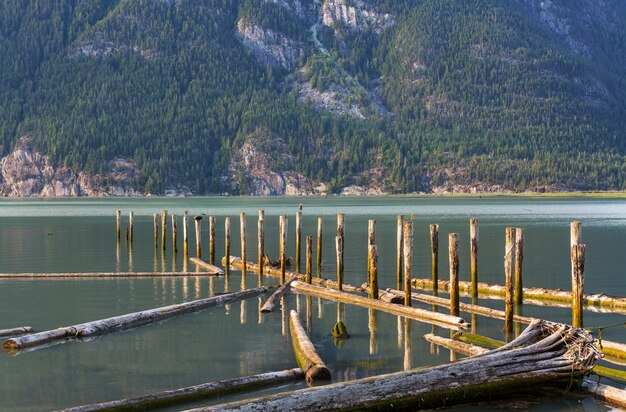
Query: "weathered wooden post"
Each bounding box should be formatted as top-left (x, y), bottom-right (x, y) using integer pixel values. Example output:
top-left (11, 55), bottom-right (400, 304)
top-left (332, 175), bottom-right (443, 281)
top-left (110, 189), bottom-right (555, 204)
top-left (280, 215), bottom-right (287, 284)
top-left (514, 228), bottom-right (524, 305)
top-left (403, 221), bottom-right (413, 307)
top-left (194, 216), bottom-right (202, 258)
top-left (258, 210), bottom-right (265, 277)
top-left (570, 220), bottom-right (581, 313)
top-left (316, 218), bottom-right (323, 277)
top-left (336, 236), bottom-right (343, 291)
top-left (296, 209), bottom-right (302, 273)
top-left (368, 244), bottom-right (378, 299)
top-left (240, 213), bottom-right (246, 275)
top-left (449, 233), bottom-right (460, 317)
top-left (129, 211), bottom-right (134, 244)
top-left (183, 211), bottom-right (188, 258)
top-left (504, 227), bottom-right (516, 335)
top-left (225, 217), bottom-right (231, 276)
top-left (470, 218), bottom-right (478, 299)
top-left (396, 215), bottom-right (404, 291)
top-left (161, 209), bottom-right (167, 251)
top-left (153, 213), bottom-right (158, 248)
top-left (367, 219), bottom-right (376, 276)
top-left (171, 214), bottom-right (177, 253)
top-left (306, 235), bottom-right (313, 284)
top-left (572, 243), bottom-right (585, 328)
top-left (209, 216), bottom-right (215, 265)
top-left (116, 210), bottom-right (121, 241)
top-left (430, 224), bottom-right (439, 296)
top-left (337, 213), bottom-right (344, 277)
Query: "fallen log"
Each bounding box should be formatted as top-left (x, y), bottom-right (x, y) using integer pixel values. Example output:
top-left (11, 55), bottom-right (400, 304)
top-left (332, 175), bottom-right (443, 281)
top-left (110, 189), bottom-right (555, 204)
top-left (261, 277), bottom-right (296, 313)
top-left (424, 333), bottom-right (487, 356)
top-left (291, 281), bottom-right (469, 330)
top-left (3, 287), bottom-right (267, 353)
top-left (361, 283), bottom-right (404, 304)
top-left (0, 272), bottom-right (216, 278)
top-left (194, 320), bottom-right (600, 411)
top-left (188, 258), bottom-right (225, 275)
top-left (411, 278), bottom-right (626, 314)
top-left (581, 380), bottom-right (626, 409)
top-left (289, 310), bottom-right (331, 383)
top-left (61, 368), bottom-right (304, 412)
top-left (0, 326), bottom-right (33, 339)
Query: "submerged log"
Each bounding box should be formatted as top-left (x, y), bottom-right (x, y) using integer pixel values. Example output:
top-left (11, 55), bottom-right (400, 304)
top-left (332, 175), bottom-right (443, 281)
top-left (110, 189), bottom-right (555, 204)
top-left (3, 287), bottom-right (267, 353)
top-left (0, 327), bottom-right (33, 339)
top-left (63, 368), bottom-right (305, 412)
top-left (201, 320), bottom-right (600, 411)
top-left (289, 310), bottom-right (331, 383)
top-left (188, 258), bottom-right (225, 275)
top-left (291, 281), bottom-right (469, 330)
top-left (261, 277), bottom-right (296, 313)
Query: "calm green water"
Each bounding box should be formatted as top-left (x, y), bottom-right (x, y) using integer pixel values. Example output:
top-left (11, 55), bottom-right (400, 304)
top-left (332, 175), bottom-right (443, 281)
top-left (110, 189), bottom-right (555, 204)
top-left (0, 196), bottom-right (624, 411)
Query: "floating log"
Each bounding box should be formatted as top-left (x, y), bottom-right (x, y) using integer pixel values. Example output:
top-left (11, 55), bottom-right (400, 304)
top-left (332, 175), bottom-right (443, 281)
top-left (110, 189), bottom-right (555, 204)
top-left (424, 333), bottom-right (487, 357)
top-left (403, 221), bottom-right (413, 307)
top-left (204, 320), bottom-right (599, 411)
top-left (261, 277), bottom-right (296, 313)
top-left (209, 216), bottom-right (215, 265)
top-left (64, 368), bottom-right (305, 412)
top-left (0, 272), bottom-right (219, 279)
top-left (430, 223), bottom-right (439, 296)
top-left (361, 284), bottom-right (403, 304)
top-left (396, 215), bottom-right (403, 291)
top-left (449, 233), bottom-right (460, 316)
top-left (581, 379), bottom-right (626, 408)
top-left (316, 218), bottom-right (323, 276)
top-left (0, 327), bottom-right (33, 339)
top-left (572, 244), bottom-right (585, 327)
top-left (410, 278), bottom-right (626, 313)
top-left (289, 310), bottom-right (331, 383)
top-left (291, 281), bottom-right (469, 330)
top-left (3, 287), bottom-right (267, 353)
top-left (188, 258), bottom-right (225, 275)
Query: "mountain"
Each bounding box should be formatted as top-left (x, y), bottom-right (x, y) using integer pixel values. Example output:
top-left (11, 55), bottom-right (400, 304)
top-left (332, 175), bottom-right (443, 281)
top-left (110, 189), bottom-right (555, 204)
top-left (0, 0), bottom-right (624, 196)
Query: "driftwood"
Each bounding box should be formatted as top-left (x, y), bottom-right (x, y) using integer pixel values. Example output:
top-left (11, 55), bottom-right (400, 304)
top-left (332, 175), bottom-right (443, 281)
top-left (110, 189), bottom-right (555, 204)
top-left (261, 277), bottom-right (296, 313)
top-left (0, 326), bottom-right (33, 339)
top-left (360, 283), bottom-right (404, 304)
top-left (581, 379), bottom-right (626, 408)
top-left (62, 369), bottom-right (304, 412)
top-left (188, 258), bottom-right (225, 275)
top-left (411, 278), bottom-right (626, 314)
top-left (291, 281), bottom-right (469, 330)
top-left (3, 287), bottom-right (267, 353)
top-left (289, 310), bottom-right (331, 383)
top-left (196, 320), bottom-right (600, 411)
top-left (0, 272), bottom-right (216, 278)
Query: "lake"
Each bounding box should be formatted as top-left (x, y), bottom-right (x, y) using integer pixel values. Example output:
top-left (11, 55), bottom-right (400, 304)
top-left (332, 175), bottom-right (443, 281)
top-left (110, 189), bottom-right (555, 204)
top-left (0, 196), bottom-right (624, 411)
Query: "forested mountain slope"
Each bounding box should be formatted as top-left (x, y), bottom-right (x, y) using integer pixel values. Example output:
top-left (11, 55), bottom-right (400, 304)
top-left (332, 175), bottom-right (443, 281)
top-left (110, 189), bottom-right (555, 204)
top-left (0, 0), bottom-right (624, 195)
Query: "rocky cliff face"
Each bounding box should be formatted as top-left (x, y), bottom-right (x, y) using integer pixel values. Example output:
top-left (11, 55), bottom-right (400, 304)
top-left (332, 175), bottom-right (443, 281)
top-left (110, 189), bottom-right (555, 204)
top-left (0, 137), bottom-right (140, 197)
top-left (322, 0), bottom-right (393, 34)
top-left (236, 19), bottom-right (306, 70)
top-left (263, 0), bottom-right (319, 24)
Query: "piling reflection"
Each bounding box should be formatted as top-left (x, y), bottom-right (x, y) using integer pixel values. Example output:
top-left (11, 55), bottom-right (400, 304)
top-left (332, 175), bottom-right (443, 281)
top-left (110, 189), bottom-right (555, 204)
top-left (397, 316), bottom-right (403, 349)
top-left (403, 318), bottom-right (411, 371)
top-left (306, 295), bottom-right (312, 334)
top-left (281, 297), bottom-right (286, 336)
top-left (368, 309), bottom-right (377, 355)
top-left (317, 297), bottom-right (323, 319)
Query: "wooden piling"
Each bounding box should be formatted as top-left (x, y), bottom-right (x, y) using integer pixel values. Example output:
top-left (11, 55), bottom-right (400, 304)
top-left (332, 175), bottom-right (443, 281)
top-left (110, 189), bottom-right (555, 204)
top-left (449, 233), bottom-right (460, 317)
top-left (336, 236), bottom-right (343, 291)
top-left (572, 244), bottom-right (585, 327)
top-left (116, 210), bottom-right (121, 241)
top-left (194, 216), bottom-right (202, 258)
top-left (367, 219), bottom-right (375, 276)
top-left (369, 244), bottom-right (378, 300)
top-left (258, 210), bottom-right (265, 278)
top-left (280, 215), bottom-right (287, 284)
top-left (129, 211), bottom-right (134, 244)
top-left (153, 213), bottom-right (158, 248)
top-left (337, 213), bottom-right (344, 277)
top-left (306, 236), bottom-right (312, 284)
top-left (403, 221), bottom-right (413, 307)
top-left (396, 215), bottom-right (404, 291)
top-left (183, 211), bottom-right (188, 257)
top-left (570, 221), bottom-right (581, 325)
top-left (225, 217), bottom-right (231, 276)
top-left (160, 209), bottom-right (167, 251)
top-left (316, 218), bottom-right (323, 276)
top-left (504, 227), bottom-right (516, 334)
top-left (296, 210), bottom-right (302, 272)
top-left (209, 216), bottom-right (215, 265)
top-left (514, 228), bottom-right (524, 305)
top-left (430, 224), bottom-right (439, 296)
top-left (172, 214), bottom-right (177, 253)
top-left (240, 213), bottom-right (246, 274)
top-left (469, 218), bottom-right (478, 299)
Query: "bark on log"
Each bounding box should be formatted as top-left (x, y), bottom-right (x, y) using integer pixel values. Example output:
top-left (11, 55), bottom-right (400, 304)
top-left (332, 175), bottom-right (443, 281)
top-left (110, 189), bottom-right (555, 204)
top-left (62, 369), bottom-right (304, 412)
top-left (0, 327), bottom-right (33, 339)
top-left (188, 258), bottom-right (225, 275)
top-left (289, 310), bottom-right (331, 383)
top-left (291, 281), bottom-right (469, 330)
top-left (198, 320), bottom-right (600, 411)
top-left (261, 277), bottom-right (296, 313)
top-left (361, 284), bottom-right (403, 304)
top-left (3, 287), bottom-right (267, 353)
top-left (581, 379), bottom-right (626, 408)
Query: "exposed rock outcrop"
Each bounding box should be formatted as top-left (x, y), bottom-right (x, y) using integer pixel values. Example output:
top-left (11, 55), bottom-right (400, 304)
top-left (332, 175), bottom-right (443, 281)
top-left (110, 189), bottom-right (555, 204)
top-left (0, 137), bottom-right (140, 197)
top-left (236, 20), bottom-right (306, 70)
top-left (322, 0), bottom-right (393, 34)
top-left (263, 0), bottom-right (319, 23)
